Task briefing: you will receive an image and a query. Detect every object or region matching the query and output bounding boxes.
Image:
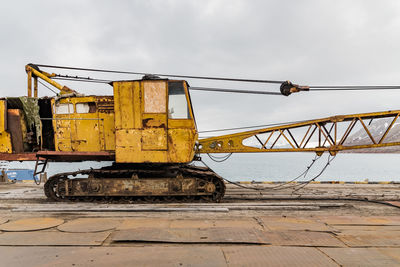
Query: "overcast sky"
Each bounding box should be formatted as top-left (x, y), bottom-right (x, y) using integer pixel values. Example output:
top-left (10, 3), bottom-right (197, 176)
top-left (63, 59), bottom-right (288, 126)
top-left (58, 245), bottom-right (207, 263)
top-left (1, 0), bottom-right (400, 136)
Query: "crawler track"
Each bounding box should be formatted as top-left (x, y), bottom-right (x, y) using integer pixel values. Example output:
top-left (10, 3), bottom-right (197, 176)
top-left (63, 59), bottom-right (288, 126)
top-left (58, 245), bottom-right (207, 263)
top-left (44, 164), bottom-right (225, 203)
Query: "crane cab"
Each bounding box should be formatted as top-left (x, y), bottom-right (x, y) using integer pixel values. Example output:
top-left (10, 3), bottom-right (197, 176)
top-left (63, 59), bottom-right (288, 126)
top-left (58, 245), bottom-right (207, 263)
top-left (113, 79), bottom-right (197, 163)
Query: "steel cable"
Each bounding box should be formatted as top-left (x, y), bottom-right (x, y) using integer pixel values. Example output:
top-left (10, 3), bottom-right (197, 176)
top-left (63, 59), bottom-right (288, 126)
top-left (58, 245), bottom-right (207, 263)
top-left (198, 119), bottom-right (310, 134)
top-left (290, 155), bottom-right (336, 193)
top-left (200, 154), bottom-right (330, 192)
top-left (34, 63), bottom-right (285, 84)
top-left (207, 153), bottom-right (233, 162)
top-left (38, 80), bottom-right (58, 94)
top-left (189, 87), bottom-right (282, 95)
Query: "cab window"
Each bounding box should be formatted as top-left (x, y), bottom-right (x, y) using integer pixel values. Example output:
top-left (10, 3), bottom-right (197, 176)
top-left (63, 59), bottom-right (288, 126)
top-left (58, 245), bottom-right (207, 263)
top-left (76, 102), bottom-right (96, 113)
top-left (168, 81), bottom-right (190, 119)
top-left (54, 103), bottom-right (74, 114)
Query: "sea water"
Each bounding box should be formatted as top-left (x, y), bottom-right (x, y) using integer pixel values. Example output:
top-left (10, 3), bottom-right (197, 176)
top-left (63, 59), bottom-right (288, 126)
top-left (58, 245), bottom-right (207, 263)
top-left (5, 153), bottom-right (400, 182)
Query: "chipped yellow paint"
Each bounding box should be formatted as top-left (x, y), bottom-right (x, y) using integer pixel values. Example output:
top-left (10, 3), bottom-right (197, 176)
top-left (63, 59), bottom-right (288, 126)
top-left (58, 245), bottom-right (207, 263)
top-left (113, 80), bottom-right (197, 163)
top-left (52, 96), bottom-right (115, 152)
top-left (143, 81), bottom-right (167, 113)
top-left (198, 110), bottom-right (400, 155)
top-left (0, 100), bottom-right (11, 153)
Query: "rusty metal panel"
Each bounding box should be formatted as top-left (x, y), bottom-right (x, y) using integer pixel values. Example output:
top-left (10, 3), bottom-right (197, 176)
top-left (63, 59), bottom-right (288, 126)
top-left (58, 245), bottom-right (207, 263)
top-left (36, 151), bottom-right (115, 161)
top-left (0, 231), bottom-right (109, 246)
top-left (142, 128), bottom-right (168, 150)
top-left (0, 133), bottom-right (12, 153)
top-left (167, 128), bottom-right (197, 162)
top-left (143, 81), bottom-right (167, 113)
top-left (377, 248), bottom-right (400, 262)
top-left (337, 230), bottom-right (400, 247)
top-left (0, 99), bottom-right (11, 153)
top-left (264, 231), bottom-right (346, 247)
top-left (142, 82), bottom-right (168, 151)
top-left (0, 100), bottom-right (6, 132)
top-left (115, 129), bottom-right (141, 162)
top-left (7, 109), bottom-right (24, 153)
top-left (51, 99), bottom-right (73, 152)
top-left (222, 246), bottom-right (337, 267)
top-left (113, 79), bottom-right (196, 163)
top-left (73, 111), bottom-right (101, 151)
top-left (170, 219), bottom-right (262, 230)
top-left (113, 81), bottom-right (136, 129)
top-left (0, 153), bottom-right (37, 161)
top-left (318, 215), bottom-right (400, 225)
top-left (260, 216), bottom-right (335, 232)
top-left (52, 96), bottom-right (116, 152)
top-left (117, 218), bottom-right (172, 230)
top-left (0, 218), bottom-right (8, 225)
top-left (67, 177), bottom-right (199, 197)
top-left (0, 246), bottom-right (227, 267)
top-left (0, 217), bottom-right (64, 231)
top-left (320, 248), bottom-right (400, 266)
top-left (334, 225), bottom-right (400, 231)
top-left (57, 218), bottom-right (121, 233)
top-left (112, 227), bottom-right (269, 244)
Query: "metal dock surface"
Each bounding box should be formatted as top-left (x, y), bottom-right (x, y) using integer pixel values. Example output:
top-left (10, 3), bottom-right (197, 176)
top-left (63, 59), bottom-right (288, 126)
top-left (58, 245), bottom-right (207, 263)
top-left (0, 182), bottom-right (399, 266)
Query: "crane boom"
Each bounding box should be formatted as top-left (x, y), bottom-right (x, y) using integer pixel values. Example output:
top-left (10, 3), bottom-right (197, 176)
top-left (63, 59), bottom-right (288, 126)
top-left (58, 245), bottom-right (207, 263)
top-left (1, 63), bottom-right (398, 203)
top-left (197, 110), bottom-right (400, 155)
top-left (25, 64), bottom-right (77, 96)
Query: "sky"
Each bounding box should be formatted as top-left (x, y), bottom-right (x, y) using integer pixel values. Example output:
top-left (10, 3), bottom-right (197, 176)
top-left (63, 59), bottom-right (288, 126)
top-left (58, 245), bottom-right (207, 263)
top-left (1, 0), bottom-right (400, 136)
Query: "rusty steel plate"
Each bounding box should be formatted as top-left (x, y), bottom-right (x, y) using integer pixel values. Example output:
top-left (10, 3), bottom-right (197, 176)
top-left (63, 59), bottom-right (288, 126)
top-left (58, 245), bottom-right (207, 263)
top-left (0, 246), bottom-right (227, 267)
top-left (0, 218), bottom-right (8, 225)
top-left (222, 246), bottom-right (337, 266)
top-left (377, 248), bottom-right (400, 262)
top-left (0, 231), bottom-right (110, 246)
top-left (58, 218), bottom-right (121, 233)
top-left (335, 225), bottom-right (400, 232)
top-left (36, 151), bottom-right (115, 161)
top-left (260, 216), bottom-right (334, 232)
top-left (117, 218), bottom-right (171, 230)
top-left (320, 248), bottom-right (400, 266)
top-left (112, 227), bottom-right (269, 244)
top-left (0, 217), bottom-right (64, 232)
top-left (337, 230), bottom-right (400, 247)
top-left (170, 218), bottom-right (262, 230)
top-left (264, 231), bottom-right (345, 247)
top-left (318, 216), bottom-right (400, 226)
top-left (386, 201), bottom-right (400, 208)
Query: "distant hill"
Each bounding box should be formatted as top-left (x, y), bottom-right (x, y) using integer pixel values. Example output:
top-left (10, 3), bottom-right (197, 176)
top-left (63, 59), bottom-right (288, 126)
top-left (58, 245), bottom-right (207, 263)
top-left (344, 118), bottom-right (400, 153)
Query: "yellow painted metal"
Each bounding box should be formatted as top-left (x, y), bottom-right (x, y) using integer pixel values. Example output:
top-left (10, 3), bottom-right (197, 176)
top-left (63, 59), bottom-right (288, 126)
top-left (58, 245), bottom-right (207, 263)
top-left (27, 70), bottom-right (32, 97)
top-left (198, 110), bottom-right (400, 155)
top-left (34, 77), bottom-right (38, 98)
top-left (0, 100), bottom-right (11, 153)
top-left (141, 81), bottom-right (168, 151)
top-left (25, 65), bottom-right (76, 95)
top-left (0, 100), bottom-right (7, 133)
top-left (52, 96), bottom-right (115, 152)
top-left (19, 65), bottom-right (400, 163)
top-left (0, 132), bottom-right (12, 153)
top-left (114, 80), bottom-right (197, 163)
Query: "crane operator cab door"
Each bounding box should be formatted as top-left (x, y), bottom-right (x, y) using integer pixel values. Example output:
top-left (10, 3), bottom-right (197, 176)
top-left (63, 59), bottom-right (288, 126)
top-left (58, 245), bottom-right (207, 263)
top-left (113, 79), bottom-right (198, 163)
top-left (141, 80), bottom-right (168, 151)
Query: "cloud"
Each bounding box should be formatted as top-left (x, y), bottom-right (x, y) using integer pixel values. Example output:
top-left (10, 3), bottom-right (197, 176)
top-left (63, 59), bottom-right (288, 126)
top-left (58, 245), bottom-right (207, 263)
top-left (1, 0), bottom-right (400, 131)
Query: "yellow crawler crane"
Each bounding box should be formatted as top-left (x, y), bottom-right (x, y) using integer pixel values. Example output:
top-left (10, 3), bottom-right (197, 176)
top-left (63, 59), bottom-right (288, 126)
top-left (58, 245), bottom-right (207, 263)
top-left (0, 63), bottom-right (398, 202)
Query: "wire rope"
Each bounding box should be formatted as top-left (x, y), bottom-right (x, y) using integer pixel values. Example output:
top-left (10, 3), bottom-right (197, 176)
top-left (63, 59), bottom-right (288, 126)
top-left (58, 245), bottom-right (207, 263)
top-left (34, 64), bottom-right (285, 84)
